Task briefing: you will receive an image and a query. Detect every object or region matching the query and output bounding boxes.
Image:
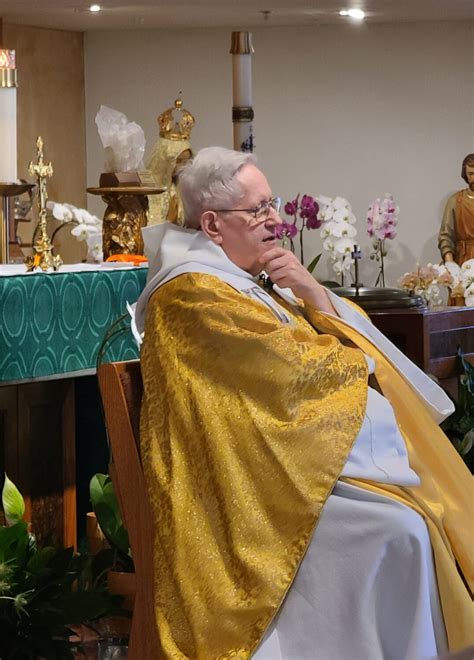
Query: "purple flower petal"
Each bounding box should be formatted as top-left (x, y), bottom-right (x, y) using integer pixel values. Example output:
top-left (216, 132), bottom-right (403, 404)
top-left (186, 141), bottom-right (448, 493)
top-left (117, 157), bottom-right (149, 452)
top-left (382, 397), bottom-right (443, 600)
top-left (284, 201), bottom-right (297, 216)
top-left (276, 222), bottom-right (298, 239)
top-left (306, 215), bottom-right (322, 230)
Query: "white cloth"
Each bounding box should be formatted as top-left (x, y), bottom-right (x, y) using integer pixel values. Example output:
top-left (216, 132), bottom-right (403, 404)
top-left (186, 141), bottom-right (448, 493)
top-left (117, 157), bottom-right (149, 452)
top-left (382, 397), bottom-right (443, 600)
top-left (342, 385), bottom-right (420, 486)
top-left (0, 262), bottom-right (147, 277)
top-left (138, 223), bottom-right (454, 660)
top-left (254, 482), bottom-right (447, 660)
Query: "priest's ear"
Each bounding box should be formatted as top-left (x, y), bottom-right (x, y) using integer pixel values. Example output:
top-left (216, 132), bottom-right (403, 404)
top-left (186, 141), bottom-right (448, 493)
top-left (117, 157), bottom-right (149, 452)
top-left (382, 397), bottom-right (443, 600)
top-left (201, 211), bottom-right (223, 244)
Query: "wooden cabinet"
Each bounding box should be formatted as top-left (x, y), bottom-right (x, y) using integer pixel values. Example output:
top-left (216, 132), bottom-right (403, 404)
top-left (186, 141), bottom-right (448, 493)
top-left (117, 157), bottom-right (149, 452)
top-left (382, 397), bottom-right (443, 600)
top-left (368, 306), bottom-right (474, 396)
top-left (0, 379), bottom-right (76, 547)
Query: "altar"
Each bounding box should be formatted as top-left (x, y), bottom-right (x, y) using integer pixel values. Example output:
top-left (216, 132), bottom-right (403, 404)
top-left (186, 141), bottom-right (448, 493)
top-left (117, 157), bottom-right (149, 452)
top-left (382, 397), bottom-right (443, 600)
top-left (0, 263), bottom-right (147, 548)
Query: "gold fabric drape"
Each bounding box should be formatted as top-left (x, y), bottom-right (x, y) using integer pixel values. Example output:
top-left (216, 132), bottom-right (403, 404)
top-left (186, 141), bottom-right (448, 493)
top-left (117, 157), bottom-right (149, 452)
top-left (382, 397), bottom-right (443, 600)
top-left (140, 273), bottom-right (368, 658)
top-left (305, 306), bottom-right (474, 652)
top-left (140, 274), bottom-right (473, 657)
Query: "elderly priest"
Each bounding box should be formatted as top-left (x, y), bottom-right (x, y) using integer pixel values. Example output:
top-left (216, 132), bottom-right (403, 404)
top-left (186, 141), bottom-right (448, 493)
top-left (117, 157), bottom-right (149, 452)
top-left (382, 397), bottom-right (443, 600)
top-left (134, 147), bottom-right (473, 659)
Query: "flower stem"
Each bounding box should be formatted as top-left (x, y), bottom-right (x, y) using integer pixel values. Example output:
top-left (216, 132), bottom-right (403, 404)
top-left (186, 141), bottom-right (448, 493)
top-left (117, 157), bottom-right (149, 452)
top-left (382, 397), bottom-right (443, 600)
top-left (299, 224), bottom-right (304, 265)
top-left (373, 240), bottom-right (386, 287)
top-left (380, 241), bottom-right (385, 287)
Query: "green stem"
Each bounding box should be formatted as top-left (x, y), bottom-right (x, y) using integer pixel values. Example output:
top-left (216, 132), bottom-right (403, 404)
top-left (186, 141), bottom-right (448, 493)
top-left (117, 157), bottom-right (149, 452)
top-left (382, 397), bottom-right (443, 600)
top-left (380, 241), bottom-right (385, 287)
top-left (299, 224), bottom-right (304, 265)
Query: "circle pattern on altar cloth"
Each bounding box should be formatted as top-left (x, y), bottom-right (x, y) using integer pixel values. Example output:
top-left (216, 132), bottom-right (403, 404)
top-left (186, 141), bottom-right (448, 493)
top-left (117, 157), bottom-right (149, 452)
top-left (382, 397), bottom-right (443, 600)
top-left (0, 268), bottom-right (147, 382)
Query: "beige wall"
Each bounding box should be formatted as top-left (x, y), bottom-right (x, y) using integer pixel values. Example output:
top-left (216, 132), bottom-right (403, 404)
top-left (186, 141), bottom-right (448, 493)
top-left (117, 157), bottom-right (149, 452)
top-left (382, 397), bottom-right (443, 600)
top-left (84, 22), bottom-right (474, 285)
top-left (4, 24), bottom-right (87, 207)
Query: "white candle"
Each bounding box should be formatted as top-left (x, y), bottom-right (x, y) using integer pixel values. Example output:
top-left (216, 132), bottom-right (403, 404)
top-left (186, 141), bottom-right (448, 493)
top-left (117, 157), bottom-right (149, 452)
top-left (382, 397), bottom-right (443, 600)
top-left (230, 32), bottom-right (254, 152)
top-left (0, 50), bottom-right (17, 183)
top-left (0, 88), bottom-right (17, 183)
top-left (232, 53), bottom-right (252, 107)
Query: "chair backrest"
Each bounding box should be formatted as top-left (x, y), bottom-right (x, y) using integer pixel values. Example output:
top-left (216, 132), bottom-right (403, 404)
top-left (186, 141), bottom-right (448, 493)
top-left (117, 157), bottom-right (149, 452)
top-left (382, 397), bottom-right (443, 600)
top-left (97, 360), bottom-right (158, 658)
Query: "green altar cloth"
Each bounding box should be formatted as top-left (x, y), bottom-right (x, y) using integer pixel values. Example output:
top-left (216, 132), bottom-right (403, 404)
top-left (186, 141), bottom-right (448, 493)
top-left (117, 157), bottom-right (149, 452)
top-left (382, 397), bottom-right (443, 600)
top-left (0, 267), bottom-right (147, 383)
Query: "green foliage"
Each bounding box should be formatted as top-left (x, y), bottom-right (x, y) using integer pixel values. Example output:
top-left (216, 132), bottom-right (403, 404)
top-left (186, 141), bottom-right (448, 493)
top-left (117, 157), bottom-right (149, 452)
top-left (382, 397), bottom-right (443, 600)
top-left (89, 474), bottom-right (133, 573)
top-left (441, 348), bottom-right (474, 473)
top-left (306, 253), bottom-right (322, 275)
top-left (0, 476), bottom-right (126, 659)
top-left (2, 474), bottom-right (25, 526)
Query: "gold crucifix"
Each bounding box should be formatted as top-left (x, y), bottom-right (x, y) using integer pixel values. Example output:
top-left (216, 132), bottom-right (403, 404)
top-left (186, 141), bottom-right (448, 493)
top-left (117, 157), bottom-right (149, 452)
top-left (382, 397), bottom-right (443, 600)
top-left (26, 136), bottom-right (62, 271)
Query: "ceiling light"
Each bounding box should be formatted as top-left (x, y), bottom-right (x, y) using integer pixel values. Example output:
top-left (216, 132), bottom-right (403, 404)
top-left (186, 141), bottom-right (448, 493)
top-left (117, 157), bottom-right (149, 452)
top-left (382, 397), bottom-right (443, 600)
top-left (89, 4), bottom-right (101, 12)
top-left (339, 8), bottom-right (365, 20)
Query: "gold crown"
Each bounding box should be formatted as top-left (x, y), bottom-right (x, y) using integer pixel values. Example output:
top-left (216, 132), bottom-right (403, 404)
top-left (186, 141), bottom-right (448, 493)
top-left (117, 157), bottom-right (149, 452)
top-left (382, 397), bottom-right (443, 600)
top-left (158, 95), bottom-right (195, 141)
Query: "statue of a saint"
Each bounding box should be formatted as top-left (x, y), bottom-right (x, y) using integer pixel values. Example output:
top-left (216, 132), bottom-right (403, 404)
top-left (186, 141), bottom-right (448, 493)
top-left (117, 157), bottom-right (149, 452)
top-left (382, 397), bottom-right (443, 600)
top-left (146, 96), bottom-right (195, 225)
top-left (438, 153), bottom-right (474, 265)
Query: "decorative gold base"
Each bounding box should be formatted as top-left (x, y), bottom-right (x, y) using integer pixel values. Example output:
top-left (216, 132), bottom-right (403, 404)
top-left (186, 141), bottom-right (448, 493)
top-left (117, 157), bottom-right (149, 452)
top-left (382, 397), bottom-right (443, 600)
top-left (87, 186), bottom-right (164, 259)
top-left (25, 245), bottom-right (63, 272)
top-left (25, 217), bottom-right (63, 272)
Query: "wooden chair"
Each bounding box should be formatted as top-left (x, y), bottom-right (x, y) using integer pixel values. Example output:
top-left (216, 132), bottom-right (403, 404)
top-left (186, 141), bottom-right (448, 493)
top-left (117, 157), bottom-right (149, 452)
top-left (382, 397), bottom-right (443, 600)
top-left (97, 360), bottom-right (159, 658)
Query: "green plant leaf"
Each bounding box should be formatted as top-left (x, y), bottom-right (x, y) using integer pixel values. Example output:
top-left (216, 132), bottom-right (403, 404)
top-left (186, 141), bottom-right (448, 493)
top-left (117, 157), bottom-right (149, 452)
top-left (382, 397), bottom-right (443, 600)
top-left (307, 253), bottom-right (322, 274)
top-left (26, 546), bottom-right (57, 575)
top-left (442, 347), bottom-right (474, 472)
top-left (90, 474), bottom-right (130, 558)
top-left (460, 429), bottom-right (474, 456)
top-left (2, 474), bottom-right (25, 526)
top-left (0, 521), bottom-right (29, 565)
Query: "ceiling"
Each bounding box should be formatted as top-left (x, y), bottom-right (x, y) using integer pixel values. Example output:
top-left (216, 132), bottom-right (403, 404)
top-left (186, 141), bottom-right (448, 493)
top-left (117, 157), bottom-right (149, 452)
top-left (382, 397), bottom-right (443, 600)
top-left (0, 0), bottom-right (473, 32)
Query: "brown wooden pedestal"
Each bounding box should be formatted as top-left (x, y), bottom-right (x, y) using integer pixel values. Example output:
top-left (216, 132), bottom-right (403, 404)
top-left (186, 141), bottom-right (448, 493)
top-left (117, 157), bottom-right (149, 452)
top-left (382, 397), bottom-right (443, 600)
top-left (368, 306), bottom-right (474, 396)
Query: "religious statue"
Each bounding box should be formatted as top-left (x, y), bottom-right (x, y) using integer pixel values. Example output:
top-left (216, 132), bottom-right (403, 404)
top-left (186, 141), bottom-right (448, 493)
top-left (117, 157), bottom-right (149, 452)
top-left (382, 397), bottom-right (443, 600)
top-left (438, 153), bottom-right (474, 266)
top-left (146, 95), bottom-right (195, 226)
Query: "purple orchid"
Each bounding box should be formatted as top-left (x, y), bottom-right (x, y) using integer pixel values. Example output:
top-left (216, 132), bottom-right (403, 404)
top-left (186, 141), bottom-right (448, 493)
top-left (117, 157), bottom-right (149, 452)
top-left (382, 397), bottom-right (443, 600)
top-left (306, 215), bottom-right (322, 230)
top-left (280, 193), bottom-right (322, 265)
top-left (367, 194), bottom-right (400, 287)
top-left (299, 194), bottom-right (320, 220)
top-left (284, 199), bottom-right (298, 216)
top-left (276, 222), bottom-right (298, 239)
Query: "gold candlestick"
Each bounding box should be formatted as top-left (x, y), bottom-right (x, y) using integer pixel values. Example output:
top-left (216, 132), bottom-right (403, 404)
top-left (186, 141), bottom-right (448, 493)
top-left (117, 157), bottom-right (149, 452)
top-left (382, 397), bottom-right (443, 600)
top-left (26, 136), bottom-right (62, 271)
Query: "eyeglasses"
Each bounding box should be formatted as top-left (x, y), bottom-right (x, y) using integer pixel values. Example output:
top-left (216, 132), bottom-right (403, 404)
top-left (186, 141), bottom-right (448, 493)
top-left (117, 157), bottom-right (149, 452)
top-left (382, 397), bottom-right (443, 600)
top-left (214, 197), bottom-right (281, 221)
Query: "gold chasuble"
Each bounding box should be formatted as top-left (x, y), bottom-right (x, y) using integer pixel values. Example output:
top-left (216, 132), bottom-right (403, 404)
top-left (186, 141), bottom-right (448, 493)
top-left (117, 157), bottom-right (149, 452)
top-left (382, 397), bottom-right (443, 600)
top-left (304, 307), bottom-right (474, 653)
top-left (140, 274), bottom-right (473, 658)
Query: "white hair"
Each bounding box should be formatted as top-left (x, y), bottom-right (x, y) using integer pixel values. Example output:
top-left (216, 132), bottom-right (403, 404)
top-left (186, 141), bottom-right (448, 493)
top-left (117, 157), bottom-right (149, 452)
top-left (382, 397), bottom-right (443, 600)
top-left (178, 146), bottom-right (257, 228)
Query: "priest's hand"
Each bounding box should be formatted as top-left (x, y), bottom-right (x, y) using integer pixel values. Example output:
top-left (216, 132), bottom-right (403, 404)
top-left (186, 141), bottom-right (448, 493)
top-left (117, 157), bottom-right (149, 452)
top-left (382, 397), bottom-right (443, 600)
top-left (260, 247), bottom-right (335, 314)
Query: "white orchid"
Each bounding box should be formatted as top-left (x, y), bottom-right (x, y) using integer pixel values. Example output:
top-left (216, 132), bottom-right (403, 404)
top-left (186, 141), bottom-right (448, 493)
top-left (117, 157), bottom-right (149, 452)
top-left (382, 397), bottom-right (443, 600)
top-left (324, 221), bottom-right (357, 238)
top-left (333, 208), bottom-right (356, 224)
top-left (333, 255), bottom-right (353, 274)
top-left (316, 194), bottom-right (332, 207)
top-left (333, 196), bottom-right (349, 210)
top-left (47, 201), bottom-right (74, 223)
top-left (318, 195), bottom-right (358, 283)
top-left (48, 200), bottom-right (103, 263)
top-left (86, 234), bottom-right (104, 263)
top-left (71, 223), bottom-right (98, 241)
top-left (334, 237), bottom-right (355, 255)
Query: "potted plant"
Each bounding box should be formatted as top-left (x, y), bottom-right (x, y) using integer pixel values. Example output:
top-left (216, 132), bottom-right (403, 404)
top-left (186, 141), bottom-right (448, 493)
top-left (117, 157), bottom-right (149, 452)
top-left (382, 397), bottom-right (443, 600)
top-left (89, 473), bottom-right (135, 611)
top-left (441, 348), bottom-right (474, 473)
top-left (0, 474), bottom-right (124, 659)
